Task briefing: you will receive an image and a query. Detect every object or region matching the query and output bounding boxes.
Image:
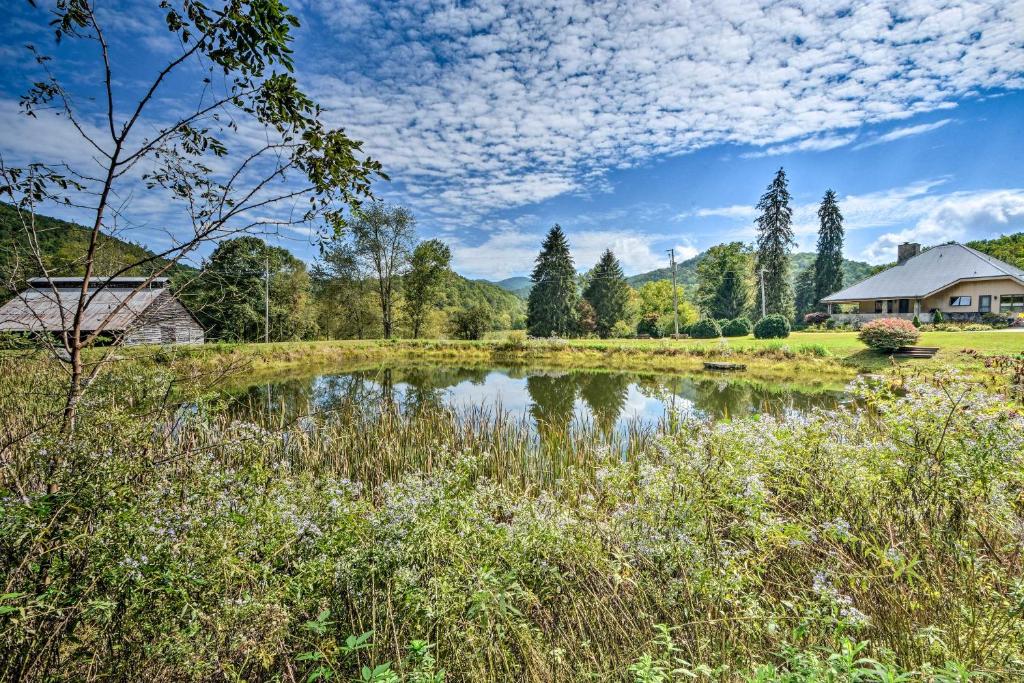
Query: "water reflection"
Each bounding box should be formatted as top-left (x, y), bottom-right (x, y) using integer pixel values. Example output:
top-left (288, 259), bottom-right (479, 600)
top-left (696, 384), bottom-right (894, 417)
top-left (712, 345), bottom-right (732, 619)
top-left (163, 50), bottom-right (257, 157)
top-left (228, 365), bottom-right (850, 441)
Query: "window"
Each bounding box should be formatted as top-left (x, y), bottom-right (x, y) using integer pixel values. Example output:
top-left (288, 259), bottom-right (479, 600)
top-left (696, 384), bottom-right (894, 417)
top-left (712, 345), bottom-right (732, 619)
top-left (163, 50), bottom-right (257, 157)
top-left (898, 299), bottom-right (910, 314)
top-left (1001, 295), bottom-right (1024, 314)
top-left (949, 296), bottom-right (971, 307)
top-left (979, 295), bottom-right (991, 313)
top-left (874, 300), bottom-right (883, 313)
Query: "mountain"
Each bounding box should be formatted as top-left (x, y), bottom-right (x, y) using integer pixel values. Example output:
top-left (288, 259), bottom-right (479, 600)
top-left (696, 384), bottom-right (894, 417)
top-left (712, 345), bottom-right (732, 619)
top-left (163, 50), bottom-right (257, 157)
top-left (445, 277), bottom-right (527, 329)
top-left (626, 251), bottom-right (875, 290)
top-left (492, 276), bottom-right (533, 292)
top-left (0, 203), bottom-right (192, 297)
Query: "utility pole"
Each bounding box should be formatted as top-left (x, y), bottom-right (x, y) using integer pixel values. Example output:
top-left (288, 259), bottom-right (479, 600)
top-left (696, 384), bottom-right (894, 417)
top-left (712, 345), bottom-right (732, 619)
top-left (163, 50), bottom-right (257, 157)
top-left (264, 253), bottom-right (270, 344)
top-left (759, 267), bottom-right (767, 319)
top-left (667, 248), bottom-right (679, 336)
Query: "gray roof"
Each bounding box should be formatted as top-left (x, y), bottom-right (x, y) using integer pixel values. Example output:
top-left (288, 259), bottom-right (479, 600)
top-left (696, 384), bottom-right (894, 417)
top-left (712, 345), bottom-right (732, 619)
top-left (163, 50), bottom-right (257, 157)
top-left (0, 286), bottom-right (167, 332)
top-left (821, 243), bottom-right (1024, 303)
top-left (26, 276), bottom-right (168, 288)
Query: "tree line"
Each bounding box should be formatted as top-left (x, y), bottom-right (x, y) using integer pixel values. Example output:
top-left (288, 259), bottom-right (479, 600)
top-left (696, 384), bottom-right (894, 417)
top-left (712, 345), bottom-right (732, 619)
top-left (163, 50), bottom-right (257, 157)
top-left (180, 202), bottom-right (525, 342)
top-left (524, 168), bottom-right (846, 338)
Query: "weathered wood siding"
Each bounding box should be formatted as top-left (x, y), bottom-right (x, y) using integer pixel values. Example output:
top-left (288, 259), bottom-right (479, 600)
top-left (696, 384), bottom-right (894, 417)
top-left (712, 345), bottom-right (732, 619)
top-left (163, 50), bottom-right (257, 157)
top-left (123, 292), bottom-right (204, 346)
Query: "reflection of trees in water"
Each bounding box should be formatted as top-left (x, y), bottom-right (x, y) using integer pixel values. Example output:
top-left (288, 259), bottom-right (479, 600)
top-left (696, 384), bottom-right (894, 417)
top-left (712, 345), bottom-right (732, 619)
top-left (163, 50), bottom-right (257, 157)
top-left (577, 372), bottom-right (631, 436)
top-left (526, 373), bottom-right (578, 439)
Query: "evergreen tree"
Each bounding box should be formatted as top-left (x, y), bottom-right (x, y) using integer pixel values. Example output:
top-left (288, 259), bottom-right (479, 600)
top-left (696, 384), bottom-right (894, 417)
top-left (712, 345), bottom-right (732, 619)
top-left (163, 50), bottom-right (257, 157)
top-left (527, 225), bottom-right (579, 337)
top-left (582, 249), bottom-right (630, 338)
top-left (794, 265), bottom-right (817, 321)
top-left (814, 189), bottom-right (844, 307)
top-left (695, 242), bottom-right (753, 319)
top-left (754, 168), bottom-right (796, 318)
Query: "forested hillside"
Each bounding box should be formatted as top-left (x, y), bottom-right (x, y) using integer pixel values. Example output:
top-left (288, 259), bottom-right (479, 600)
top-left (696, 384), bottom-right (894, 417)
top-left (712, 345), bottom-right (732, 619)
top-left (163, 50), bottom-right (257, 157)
top-left (0, 203), bottom-right (190, 296)
top-left (967, 233), bottom-right (1024, 269)
top-left (625, 251), bottom-right (874, 289)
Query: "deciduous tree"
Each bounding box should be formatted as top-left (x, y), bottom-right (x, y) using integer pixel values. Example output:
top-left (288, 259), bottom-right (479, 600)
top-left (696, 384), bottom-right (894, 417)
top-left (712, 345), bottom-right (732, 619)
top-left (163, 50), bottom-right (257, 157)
top-left (404, 239), bottom-right (452, 339)
top-left (350, 203), bottom-right (416, 339)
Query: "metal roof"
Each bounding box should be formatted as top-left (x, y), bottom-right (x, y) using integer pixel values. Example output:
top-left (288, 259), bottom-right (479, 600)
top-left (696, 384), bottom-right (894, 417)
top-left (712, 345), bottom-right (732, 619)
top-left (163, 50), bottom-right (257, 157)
top-left (0, 286), bottom-right (167, 332)
top-left (821, 243), bottom-right (1024, 303)
top-left (26, 276), bottom-right (168, 289)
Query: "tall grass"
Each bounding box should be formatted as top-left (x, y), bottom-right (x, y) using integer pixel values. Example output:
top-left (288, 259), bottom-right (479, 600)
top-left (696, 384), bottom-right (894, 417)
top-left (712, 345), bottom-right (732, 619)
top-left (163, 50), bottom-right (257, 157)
top-left (2, 355), bottom-right (1023, 681)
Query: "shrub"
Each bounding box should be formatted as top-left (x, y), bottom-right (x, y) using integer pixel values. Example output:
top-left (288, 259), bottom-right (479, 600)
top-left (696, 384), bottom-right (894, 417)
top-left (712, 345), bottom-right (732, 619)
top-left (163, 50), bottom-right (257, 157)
top-left (981, 312), bottom-right (1010, 329)
top-left (912, 315), bottom-right (921, 328)
top-left (858, 317), bottom-right (920, 351)
top-left (721, 317), bottom-right (752, 337)
top-left (932, 309), bottom-right (944, 324)
top-left (495, 329), bottom-right (528, 351)
top-left (688, 318), bottom-right (722, 339)
top-left (636, 313), bottom-right (661, 338)
top-left (449, 304), bottom-right (492, 340)
top-left (803, 311), bottom-right (830, 325)
top-left (753, 314), bottom-right (790, 339)
top-left (610, 320), bottom-right (633, 338)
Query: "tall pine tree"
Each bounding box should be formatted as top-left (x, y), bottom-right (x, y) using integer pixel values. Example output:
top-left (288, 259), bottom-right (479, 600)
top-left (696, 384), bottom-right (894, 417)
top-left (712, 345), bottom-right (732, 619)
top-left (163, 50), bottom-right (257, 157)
top-left (794, 265), bottom-right (817, 320)
top-left (754, 168), bottom-right (795, 319)
top-left (583, 249), bottom-right (630, 338)
top-left (527, 225), bottom-right (579, 337)
top-left (814, 189), bottom-right (844, 307)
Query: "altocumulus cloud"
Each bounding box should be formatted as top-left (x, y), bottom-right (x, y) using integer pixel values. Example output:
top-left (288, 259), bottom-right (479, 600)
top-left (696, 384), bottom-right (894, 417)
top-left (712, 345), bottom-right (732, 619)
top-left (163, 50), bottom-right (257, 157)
top-left (307, 0), bottom-right (1024, 223)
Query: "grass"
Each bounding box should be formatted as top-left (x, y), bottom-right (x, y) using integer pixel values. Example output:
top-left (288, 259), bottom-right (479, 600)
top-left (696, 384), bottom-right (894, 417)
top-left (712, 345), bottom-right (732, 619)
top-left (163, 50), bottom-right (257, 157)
top-left (2, 355), bottom-right (1024, 681)
top-left (102, 329), bottom-right (1024, 390)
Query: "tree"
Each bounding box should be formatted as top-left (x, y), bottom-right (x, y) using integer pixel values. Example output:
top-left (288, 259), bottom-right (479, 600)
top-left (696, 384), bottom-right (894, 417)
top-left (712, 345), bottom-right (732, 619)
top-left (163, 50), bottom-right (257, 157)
top-left (527, 225), bottom-right (578, 337)
top-left (814, 189), bottom-right (844, 306)
top-left (636, 280), bottom-right (698, 335)
top-left (0, 0), bottom-right (382, 433)
top-left (583, 249), bottom-right (630, 338)
top-left (449, 303), bottom-right (492, 340)
top-left (350, 203), bottom-right (416, 339)
top-left (794, 265), bottom-right (817, 322)
top-left (183, 237), bottom-right (316, 342)
top-left (754, 168), bottom-right (796, 318)
top-left (311, 241), bottom-right (379, 339)
top-left (575, 298), bottom-right (597, 336)
top-left (695, 242), bottom-right (753, 319)
top-left (404, 239), bottom-right (452, 339)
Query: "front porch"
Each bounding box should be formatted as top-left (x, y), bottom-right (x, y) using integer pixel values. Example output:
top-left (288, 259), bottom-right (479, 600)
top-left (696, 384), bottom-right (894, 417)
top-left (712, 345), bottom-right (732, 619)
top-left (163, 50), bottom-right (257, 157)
top-left (829, 311), bottom-right (933, 325)
top-left (825, 298), bottom-right (931, 326)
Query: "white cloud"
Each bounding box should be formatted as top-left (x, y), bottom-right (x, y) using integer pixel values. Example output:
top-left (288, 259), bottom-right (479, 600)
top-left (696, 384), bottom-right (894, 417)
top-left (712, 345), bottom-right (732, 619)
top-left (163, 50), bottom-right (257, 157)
top-left (308, 0), bottom-right (1024, 222)
top-left (448, 227), bottom-right (680, 280)
top-left (853, 119), bottom-right (954, 150)
top-left (742, 133), bottom-right (858, 159)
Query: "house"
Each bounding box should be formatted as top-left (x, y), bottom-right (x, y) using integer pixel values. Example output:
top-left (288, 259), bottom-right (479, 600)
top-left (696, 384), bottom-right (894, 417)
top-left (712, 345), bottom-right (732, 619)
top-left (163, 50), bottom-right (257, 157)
top-left (0, 276), bottom-right (204, 345)
top-left (821, 242), bottom-right (1024, 324)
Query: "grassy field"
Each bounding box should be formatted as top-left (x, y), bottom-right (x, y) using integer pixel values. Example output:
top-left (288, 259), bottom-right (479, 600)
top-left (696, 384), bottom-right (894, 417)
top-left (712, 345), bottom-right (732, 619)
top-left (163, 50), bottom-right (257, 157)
top-left (125, 329), bottom-right (1024, 389)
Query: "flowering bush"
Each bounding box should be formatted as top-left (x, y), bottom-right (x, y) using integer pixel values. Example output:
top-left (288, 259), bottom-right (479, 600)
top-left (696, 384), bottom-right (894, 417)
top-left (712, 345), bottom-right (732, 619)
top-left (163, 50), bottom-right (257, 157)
top-left (803, 311), bottom-right (830, 325)
top-left (858, 317), bottom-right (920, 351)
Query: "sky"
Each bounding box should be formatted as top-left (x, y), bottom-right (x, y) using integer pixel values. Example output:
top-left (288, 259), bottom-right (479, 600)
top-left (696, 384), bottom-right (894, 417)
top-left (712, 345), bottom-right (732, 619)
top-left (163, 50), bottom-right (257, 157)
top-left (1, 1), bottom-right (1023, 280)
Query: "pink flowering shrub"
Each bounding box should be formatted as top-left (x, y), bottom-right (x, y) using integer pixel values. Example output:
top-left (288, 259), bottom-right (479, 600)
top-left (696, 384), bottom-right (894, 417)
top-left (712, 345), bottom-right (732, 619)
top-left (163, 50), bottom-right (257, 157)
top-left (858, 317), bottom-right (920, 351)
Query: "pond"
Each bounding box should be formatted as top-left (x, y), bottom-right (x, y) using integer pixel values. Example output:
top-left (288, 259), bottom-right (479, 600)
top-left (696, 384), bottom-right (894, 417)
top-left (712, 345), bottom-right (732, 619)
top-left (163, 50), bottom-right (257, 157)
top-left (226, 364), bottom-right (853, 442)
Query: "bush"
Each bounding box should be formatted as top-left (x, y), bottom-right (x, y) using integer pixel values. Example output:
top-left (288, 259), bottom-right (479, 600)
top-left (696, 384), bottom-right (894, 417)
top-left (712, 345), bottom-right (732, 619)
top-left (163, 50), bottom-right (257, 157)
top-left (981, 312), bottom-right (1010, 329)
top-left (495, 329), bottom-right (528, 351)
top-left (636, 313), bottom-right (661, 338)
top-left (912, 315), bottom-right (921, 328)
top-left (449, 304), bottom-right (492, 340)
top-left (753, 314), bottom-right (790, 339)
top-left (932, 309), bottom-right (944, 324)
top-left (803, 311), bottom-right (830, 325)
top-left (688, 318), bottom-right (722, 339)
top-left (610, 320), bottom-right (633, 338)
top-left (721, 317), bottom-right (752, 337)
top-left (858, 317), bottom-right (920, 351)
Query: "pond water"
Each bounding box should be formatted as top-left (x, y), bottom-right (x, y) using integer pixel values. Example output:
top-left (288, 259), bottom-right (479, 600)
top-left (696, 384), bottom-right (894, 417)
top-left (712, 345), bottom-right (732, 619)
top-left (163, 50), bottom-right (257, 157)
top-left (226, 364), bottom-right (852, 439)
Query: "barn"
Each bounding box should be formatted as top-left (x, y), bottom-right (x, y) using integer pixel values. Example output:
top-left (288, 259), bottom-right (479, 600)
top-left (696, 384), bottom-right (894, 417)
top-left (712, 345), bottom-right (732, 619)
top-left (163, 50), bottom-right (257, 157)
top-left (0, 276), bottom-right (204, 345)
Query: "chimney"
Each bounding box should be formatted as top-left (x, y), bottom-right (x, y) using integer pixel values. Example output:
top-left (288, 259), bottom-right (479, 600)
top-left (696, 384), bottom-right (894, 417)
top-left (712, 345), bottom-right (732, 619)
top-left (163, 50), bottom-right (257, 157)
top-left (897, 242), bottom-right (921, 265)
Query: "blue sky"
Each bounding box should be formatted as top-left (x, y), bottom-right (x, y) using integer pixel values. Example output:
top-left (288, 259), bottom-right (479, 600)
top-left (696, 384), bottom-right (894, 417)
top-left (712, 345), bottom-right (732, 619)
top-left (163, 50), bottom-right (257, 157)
top-left (1, 1), bottom-right (1023, 279)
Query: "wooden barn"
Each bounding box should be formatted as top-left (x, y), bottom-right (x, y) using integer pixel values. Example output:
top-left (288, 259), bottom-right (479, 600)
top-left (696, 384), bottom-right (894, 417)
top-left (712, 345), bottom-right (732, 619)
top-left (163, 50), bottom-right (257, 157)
top-left (0, 277), bottom-right (204, 345)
